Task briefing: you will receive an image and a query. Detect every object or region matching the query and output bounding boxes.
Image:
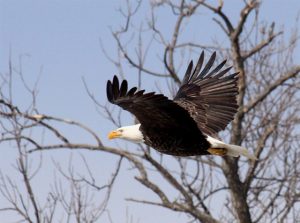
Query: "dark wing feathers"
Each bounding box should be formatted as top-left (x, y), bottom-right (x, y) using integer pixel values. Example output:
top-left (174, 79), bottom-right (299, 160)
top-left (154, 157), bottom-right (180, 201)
top-left (206, 60), bottom-right (226, 78)
top-left (174, 51), bottom-right (239, 136)
top-left (107, 76), bottom-right (198, 130)
top-left (198, 51), bottom-right (216, 78)
top-left (107, 51), bottom-right (239, 137)
top-left (182, 61), bottom-right (193, 84)
top-left (127, 87), bottom-right (137, 96)
top-left (190, 52), bottom-right (204, 82)
top-left (119, 80), bottom-right (128, 97)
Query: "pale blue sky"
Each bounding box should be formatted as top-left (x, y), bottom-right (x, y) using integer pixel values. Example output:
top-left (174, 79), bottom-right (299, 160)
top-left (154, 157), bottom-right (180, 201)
top-left (0, 0), bottom-right (299, 222)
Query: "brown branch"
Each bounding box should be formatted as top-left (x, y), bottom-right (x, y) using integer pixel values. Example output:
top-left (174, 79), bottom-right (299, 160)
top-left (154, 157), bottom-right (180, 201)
top-left (144, 154), bottom-right (220, 223)
top-left (174, 42), bottom-right (220, 51)
top-left (231, 0), bottom-right (258, 41)
top-left (165, 0), bottom-right (202, 84)
top-left (243, 66), bottom-right (300, 114)
top-left (15, 136), bottom-right (40, 222)
top-left (134, 176), bottom-right (171, 206)
top-left (242, 31), bottom-right (283, 60)
top-left (112, 31), bottom-right (168, 78)
top-left (200, 1), bottom-right (234, 34)
top-left (144, 153), bottom-right (193, 205)
top-left (244, 124), bottom-right (276, 191)
top-left (127, 197), bottom-right (220, 223)
top-left (45, 115), bottom-right (103, 147)
top-left (222, 157), bottom-right (252, 223)
top-left (166, 0), bottom-right (186, 84)
top-left (213, 3), bottom-right (261, 223)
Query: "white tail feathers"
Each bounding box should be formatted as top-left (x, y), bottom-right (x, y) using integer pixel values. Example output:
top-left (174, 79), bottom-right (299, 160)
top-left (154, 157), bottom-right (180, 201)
top-left (224, 144), bottom-right (257, 160)
top-left (206, 135), bottom-right (257, 160)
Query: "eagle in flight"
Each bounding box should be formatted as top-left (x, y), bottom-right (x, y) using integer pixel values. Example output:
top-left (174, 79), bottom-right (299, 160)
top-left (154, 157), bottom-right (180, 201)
top-left (107, 51), bottom-right (256, 160)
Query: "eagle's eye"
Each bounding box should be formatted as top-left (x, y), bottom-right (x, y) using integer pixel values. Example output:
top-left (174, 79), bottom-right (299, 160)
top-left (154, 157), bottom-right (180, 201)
top-left (119, 129), bottom-right (123, 133)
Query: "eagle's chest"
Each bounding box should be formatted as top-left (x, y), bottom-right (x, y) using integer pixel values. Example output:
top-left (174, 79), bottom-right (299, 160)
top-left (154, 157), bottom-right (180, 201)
top-left (141, 128), bottom-right (210, 156)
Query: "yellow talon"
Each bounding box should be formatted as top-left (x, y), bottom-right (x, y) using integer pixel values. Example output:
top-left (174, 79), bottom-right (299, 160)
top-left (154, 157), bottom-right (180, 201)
top-left (207, 148), bottom-right (227, 156)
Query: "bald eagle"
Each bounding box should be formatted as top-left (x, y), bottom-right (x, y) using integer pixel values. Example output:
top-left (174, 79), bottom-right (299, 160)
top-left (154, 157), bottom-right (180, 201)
top-left (107, 52), bottom-right (256, 160)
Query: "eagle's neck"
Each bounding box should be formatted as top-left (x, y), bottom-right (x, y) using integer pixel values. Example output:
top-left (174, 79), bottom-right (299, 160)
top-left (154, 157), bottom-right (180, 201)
top-left (121, 124), bottom-right (144, 143)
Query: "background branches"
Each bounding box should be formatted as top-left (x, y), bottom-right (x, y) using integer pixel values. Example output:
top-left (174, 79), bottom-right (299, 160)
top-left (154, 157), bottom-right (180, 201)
top-left (0, 1), bottom-right (299, 222)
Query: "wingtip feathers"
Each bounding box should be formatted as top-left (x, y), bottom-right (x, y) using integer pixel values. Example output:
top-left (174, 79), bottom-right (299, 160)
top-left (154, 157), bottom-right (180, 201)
top-left (182, 51), bottom-right (238, 85)
top-left (107, 75), bottom-right (151, 104)
top-left (106, 80), bottom-right (113, 102)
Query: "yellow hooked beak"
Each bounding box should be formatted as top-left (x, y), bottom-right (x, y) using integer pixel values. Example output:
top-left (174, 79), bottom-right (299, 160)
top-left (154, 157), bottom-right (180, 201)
top-left (108, 130), bottom-right (121, 140)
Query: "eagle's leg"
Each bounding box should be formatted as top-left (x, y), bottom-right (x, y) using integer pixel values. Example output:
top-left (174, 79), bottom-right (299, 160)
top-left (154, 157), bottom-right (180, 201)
top-left (207, 148), bottom-right (227, 156)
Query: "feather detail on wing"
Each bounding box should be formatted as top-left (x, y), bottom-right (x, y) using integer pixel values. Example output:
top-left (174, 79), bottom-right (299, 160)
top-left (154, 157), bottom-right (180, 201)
top-left (107, 76), bottom-right (199, 130)
top-left (174, 51), bottom-right (239, 136)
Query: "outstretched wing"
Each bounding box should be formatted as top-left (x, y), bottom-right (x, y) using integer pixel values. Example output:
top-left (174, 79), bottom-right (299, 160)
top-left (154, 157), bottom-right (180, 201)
top-left (174, 51), bottom-right (239, 136)
top-left (107, 76), bottom-right (198, 131)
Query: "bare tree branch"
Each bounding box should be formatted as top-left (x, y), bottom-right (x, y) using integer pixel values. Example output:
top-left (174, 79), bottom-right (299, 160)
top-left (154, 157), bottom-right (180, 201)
top-left (243, 65), bottom-right (300, 114)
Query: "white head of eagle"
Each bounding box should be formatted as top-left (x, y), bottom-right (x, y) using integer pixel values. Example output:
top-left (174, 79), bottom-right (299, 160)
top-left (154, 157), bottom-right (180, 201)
top-left (107, 51), bottom-right (256, 160)
top-left (108, 124), bottom-right (144, 143)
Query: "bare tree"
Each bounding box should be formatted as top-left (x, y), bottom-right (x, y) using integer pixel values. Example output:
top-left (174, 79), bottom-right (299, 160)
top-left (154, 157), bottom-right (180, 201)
top-left (1, 1), bottom-right (300, 222)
